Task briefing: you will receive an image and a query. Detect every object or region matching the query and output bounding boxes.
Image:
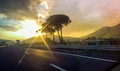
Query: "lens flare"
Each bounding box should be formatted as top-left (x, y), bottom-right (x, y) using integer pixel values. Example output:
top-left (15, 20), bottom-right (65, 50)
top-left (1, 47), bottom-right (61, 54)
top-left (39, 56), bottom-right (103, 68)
top-left (16, 19), bottom-right (42, 38)
top-left (36, 0), bottom-right (55, 60)
top-left (16, 1), bottom-right (56, 70)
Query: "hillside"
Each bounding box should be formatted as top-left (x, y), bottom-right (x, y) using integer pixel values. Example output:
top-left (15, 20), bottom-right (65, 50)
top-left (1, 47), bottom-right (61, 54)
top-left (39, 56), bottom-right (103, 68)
top-left (23, 36), bottom-right (80, 43)
top-left (23, 36), bottom-right (44, 43)
top-left (85, 23), bottom-right (120, 38)
top-left (0, 39), bottom-right (15, 44)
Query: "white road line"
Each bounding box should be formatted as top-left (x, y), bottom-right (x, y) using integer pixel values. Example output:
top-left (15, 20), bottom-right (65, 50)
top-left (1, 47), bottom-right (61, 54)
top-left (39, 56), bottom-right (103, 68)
top-left (53, 51), bottom-right (118, 63)
top-left (50, 63), bottom-right (67, 71)
top-left (24, 51), bottom-right (30, 55)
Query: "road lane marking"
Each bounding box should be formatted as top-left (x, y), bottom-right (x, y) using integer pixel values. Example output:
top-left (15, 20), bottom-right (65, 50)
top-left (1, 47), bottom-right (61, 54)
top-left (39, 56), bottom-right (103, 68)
top-left (53, 51), bottom-right (118, 63)
top-left (24, 51), bottom-right (30, 55)
top-left (50, 63), bottom-right (67, 71)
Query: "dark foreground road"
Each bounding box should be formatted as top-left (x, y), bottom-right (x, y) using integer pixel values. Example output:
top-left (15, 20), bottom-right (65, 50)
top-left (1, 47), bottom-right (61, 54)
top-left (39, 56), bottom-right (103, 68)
top-left (0, 47), bottom-right (120, 71)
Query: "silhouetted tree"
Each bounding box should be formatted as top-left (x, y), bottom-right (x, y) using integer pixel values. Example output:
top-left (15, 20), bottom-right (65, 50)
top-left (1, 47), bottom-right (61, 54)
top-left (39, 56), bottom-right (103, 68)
top-left (41, 22), bottom-right (55, 41)
top-left (45, 14), bottom-right (71, 43)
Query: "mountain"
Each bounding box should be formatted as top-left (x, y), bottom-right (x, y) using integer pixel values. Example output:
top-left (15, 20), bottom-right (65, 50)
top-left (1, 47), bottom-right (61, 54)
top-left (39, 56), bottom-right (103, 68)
top-left (23, 35), bottom-right (80, 43)
top-left (0, 39), bottom-right (15, 44)
top-left (85, 24), bottom-right (120, 38)
top-left (23, 36), bottom-right (43, 43)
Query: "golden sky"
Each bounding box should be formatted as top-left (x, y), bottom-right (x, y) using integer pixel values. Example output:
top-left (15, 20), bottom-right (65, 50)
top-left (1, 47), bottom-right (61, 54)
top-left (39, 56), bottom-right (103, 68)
top-left (48, 0), bottom-right (120, 37)
top-left (0, 0), bottom-right (120, 40)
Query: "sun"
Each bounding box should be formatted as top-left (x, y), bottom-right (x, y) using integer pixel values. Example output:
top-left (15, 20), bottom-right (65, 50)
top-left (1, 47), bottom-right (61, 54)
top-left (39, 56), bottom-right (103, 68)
top-left (16, 19), bottom-right (42, 38)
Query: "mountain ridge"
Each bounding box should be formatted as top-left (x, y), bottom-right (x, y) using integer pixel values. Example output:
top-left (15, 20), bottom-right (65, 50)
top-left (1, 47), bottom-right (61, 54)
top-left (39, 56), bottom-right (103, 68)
top-left (23, 35), bottom-right (80, 43)
top-left (84, 23), bottom-right (120, 38)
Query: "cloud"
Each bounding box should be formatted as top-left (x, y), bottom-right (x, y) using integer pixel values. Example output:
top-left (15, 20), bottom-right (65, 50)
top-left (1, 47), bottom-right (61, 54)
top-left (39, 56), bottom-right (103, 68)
top-left (0, 24), bottom-right (21, 31)
top-left (49, 0), bottom-right (80, 14)
top-left (0, 19), bottom-right (22, 31)
top-left (83, 11), bottom-right (103, 21)
top-left (0, 0), bottom-right (42, 19)
top-left (0, 13), bottom-right (7, 19)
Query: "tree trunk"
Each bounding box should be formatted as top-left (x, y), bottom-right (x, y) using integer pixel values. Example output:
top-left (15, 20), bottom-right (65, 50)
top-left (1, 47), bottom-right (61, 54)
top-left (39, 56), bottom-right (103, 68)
top-left (60, 29), bottom-right (63, 43)
top-left (53, 33), bottom-right (55, 42)
top-left (57, 30), bottom-right (61, 43)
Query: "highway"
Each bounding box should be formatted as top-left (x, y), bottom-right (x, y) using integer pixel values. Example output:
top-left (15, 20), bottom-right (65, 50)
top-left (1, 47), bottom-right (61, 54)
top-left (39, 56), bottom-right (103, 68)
top-left (0, 47), bottom-right (120, 71)
top-left (16, 49), bottom-right (117, 71)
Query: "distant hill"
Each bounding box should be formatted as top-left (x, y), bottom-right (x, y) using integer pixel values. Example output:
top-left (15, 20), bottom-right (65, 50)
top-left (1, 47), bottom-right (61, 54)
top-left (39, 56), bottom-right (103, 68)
top-left (23, 36), bottom-right (43, 43)
top-left (0, 39), bottom-right (15, 44)
top-left (0, 39), bottom-right (14, 42)
top-left (85, 23), bottom-right (120, 38)
top-left (23, 35), bottom-right (80, 43)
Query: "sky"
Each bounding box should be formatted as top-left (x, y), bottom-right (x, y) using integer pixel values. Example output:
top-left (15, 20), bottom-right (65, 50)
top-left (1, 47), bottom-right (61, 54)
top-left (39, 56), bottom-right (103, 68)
top-left (0, 0), bottom-right (120, 40)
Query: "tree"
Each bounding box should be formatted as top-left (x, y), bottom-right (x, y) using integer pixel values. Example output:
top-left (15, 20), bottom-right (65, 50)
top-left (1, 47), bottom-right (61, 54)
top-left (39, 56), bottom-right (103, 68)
top-left (41, 23), bottom-right (55, 40)
top-left (44, 14), bottom-right (71, 43)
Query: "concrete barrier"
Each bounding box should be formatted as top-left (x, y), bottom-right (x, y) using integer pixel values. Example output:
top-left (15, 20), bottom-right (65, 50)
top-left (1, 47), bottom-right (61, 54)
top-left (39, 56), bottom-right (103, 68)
top-left (35, 45), bottom-right (120, 51)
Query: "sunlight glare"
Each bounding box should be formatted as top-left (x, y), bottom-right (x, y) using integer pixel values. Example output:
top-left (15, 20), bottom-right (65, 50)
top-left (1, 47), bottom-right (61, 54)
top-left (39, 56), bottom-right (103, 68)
top-left (16, 19), bottom-right (42, 38)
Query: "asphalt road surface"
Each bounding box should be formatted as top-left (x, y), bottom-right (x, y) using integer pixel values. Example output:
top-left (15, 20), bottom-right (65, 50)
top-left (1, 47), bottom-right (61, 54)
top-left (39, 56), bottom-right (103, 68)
top-left (0, 47), bottom-right (120, 71)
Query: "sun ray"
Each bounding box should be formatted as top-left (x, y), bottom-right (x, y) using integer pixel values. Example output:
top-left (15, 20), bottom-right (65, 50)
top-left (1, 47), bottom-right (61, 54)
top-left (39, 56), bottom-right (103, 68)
top-left (39, 35), bottom-right (56, 60)
top-left (16, 1), bottom-right (56, 69)
top-left (16, 36), bottom-right (38, 70)
top-left (36, 0), bottom-right (56, 59)
top-left (16, 19), bottom-right (42, 38)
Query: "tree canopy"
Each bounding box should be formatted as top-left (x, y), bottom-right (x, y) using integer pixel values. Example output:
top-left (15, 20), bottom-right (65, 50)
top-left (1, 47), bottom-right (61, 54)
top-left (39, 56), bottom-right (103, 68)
top-left (45, 14), bottom-right (71, 30)
top-left (40, 14), bottom-right (71, 43)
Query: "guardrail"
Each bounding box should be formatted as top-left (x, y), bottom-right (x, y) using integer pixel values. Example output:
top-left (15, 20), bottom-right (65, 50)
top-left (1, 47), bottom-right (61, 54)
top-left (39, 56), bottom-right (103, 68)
top-left (31, 45), bottom-right (120, 51)
top-left (53, 45), bottom-right (120, 51)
